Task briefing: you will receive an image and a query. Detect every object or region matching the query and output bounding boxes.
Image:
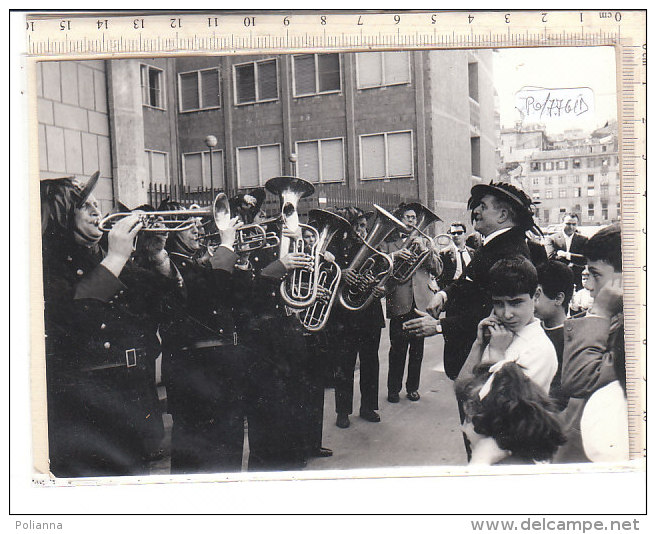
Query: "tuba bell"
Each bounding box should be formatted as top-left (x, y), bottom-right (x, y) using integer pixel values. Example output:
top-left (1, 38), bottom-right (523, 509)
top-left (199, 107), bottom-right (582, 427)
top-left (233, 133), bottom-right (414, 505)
top-left (298, 209), bottom-right (352, 332)
top-left (336, 204), bottom-right (408, 312)
top-left (390, 204), bottom-right (443, 284)
top-left (265, 176), bottom-right (321, 309)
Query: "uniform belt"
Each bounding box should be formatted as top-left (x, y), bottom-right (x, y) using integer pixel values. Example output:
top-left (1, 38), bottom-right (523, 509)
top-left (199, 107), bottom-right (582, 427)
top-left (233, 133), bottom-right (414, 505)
top-left (181, 333), bottom-right (239, 351)
top-left (81, 347), bottom-right (146, 373)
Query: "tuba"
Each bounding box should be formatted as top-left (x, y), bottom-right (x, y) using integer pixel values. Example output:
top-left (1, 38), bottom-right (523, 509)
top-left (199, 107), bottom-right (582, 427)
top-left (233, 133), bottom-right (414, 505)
top-left (390, 204), bottom-right (443, 284)
top-left (298, 209), bottom-right (352, 332)
top-left (265, 176), bottom-right (321, 309)
top-left (336, 204), bottom-right (408, 312)
top-left (201, 192), bottom-right (279, 253)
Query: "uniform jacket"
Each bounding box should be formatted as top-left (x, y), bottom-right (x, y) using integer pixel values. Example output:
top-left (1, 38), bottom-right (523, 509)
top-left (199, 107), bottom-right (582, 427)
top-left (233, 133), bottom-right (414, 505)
top-left (440, 226), bottom-right (531, 380)
top-left (379, 233), bottom-right (442, 318)
top-left (437, 245), bottom-right (475, 289)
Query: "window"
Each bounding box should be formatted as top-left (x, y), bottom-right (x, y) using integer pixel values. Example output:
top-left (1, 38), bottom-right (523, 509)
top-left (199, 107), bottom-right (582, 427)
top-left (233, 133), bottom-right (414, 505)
top-left (587, 186), bottom-right (595, 196)
top-left (182, 150), bottom-right (224, 189)
top-left (546, 176), bottom-right (553, 185)
top-left (470, 136), bottom-right (481, 178)
top-left (360, 130), bottom-right (413, 180)
top-left (559, 189), bottom-right (567, 198)
top-left (616, 184), bottom-right (620, 195)
top-left (572, 175), bottom-right (580, 183)
top-left (602, 145), bottom-right (607, 152)
top-left (588, 202), bottom-right (595, 220)
top-left (145, 150), bottom-right (169, 185)
top-left (532, 177), bottom-right (540, 185)
top-left (573, 158), bottom-right (581, 169)
top-left (543, 210), bottom-right (550, 223)
top-left (543, 161), bottom-right (554, 171)
top-left (573, 187), bottom-right (581, 198)
top-left (234, 59), bottom-right (278, 105)
top-left (602, 201), bottom-right (609, 220)
top-left (532, 190), bottom-right (541, 200)
top-left (588, 174), bottom-right (595, 183)
top-left (178, 68), bottom-right (220, 112)
top-left (530, 162), bottom-right (541, 172)
top-left (293, 54), bottom-right (341, 96)
top-left (545, 190), bottom-right (553, 199)
top-left (141, 65), bottom-right (164, 108)
top-left (617, 202), bottom-right (621, 220)
top-left (556, 160), bottom-right (568, 170)
top-left (468, 62), bottom-right (479, 102)
top-left (356, 51), bottom-right (410, 89)
top-left (236, 144), bottom-right (281, 187)
top-left (558, 175), bottom-right (566, 184)
top-left (295, 138), bottom-right (345, 183)
top-left (600, 184), bottom-right (609, 197)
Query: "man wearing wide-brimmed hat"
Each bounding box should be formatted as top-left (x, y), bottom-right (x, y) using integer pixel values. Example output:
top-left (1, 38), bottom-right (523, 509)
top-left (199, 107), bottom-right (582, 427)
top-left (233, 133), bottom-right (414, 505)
top-left (403, 182), bottom-right (538, 384)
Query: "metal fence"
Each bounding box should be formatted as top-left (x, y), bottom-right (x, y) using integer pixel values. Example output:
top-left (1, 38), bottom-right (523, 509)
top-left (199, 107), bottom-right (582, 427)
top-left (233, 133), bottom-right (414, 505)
top-left (148, 183), bottom-right (405, 219)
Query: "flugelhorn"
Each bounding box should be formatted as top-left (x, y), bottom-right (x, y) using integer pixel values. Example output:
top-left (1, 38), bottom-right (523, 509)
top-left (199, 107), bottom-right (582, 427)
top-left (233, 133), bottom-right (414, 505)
top-left (390, 204), bottom-right (443, 284)
top-left (265, 176), bottom-right (320, 309)
top-left (298, 209), bottom-right (352, 332)
top-left (201, 193), bottom-right (280, 253)
top-left (336, 204), bottom-right (407, 312)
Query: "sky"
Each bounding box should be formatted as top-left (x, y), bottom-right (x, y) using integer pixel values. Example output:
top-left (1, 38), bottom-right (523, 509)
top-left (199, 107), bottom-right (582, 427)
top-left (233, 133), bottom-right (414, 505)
top-left (493, 46), bottom-right (618, 135)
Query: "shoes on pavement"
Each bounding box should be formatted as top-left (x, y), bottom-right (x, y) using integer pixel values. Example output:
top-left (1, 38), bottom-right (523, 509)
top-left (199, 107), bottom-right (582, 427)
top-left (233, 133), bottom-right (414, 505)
top-left (387, 392), bottom-right (400, 403)
top-left (311, 447), bottom-right (334, 458)
top-left (407, 391), bottom-right (421, 401)
top-left (336, 413), bottom-right (350, 428)
top-left (359, 409), bottom-right (381, 423)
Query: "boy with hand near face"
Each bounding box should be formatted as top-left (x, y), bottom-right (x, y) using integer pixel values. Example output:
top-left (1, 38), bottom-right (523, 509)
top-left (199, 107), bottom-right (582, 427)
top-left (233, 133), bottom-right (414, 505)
top-left (457, 256), bottom-right (558, 393)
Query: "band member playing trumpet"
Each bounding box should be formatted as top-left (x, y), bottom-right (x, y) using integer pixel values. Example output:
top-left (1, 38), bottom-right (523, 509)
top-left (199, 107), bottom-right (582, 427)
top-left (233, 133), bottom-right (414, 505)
top-left (332, 207), bottom-right (386, 428)
top-left (158, 200), bottom-right (246, 473)
top-left (380, 203), bottom-right (443, 403)
top-left (40, 174), bottom-right (181, 477)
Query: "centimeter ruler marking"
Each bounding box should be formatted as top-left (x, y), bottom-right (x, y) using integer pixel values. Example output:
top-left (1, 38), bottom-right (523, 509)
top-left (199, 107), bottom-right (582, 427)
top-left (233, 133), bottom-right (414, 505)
top-left (23, 10), bottom-right (646, 460)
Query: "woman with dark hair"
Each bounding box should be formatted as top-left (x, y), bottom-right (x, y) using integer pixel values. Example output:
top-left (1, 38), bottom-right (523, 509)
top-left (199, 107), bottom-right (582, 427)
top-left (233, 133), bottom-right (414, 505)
top-left (40, 174), bottom-right (181, 477)
top-left (455, 361), bottom-right (566, 465)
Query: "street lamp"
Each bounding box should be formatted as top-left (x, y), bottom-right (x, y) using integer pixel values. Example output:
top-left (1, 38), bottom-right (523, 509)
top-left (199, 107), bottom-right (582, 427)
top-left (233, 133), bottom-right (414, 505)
top-left (204, 134), bottom-right (218, 200)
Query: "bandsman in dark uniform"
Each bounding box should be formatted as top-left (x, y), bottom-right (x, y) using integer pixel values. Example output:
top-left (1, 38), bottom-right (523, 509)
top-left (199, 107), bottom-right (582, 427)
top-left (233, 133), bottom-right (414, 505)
top-left (40, 174), bottom-right (180, 477)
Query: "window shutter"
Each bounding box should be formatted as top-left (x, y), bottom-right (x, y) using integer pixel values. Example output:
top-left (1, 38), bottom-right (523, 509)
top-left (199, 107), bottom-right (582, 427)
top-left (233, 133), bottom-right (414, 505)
top-left (294, 55), bottom-right (316, 95)
top-left (317, 54), bottom-right (340, 92)
top-left (388, 132), bottom-right (413, 176)
top-left (321, 139), bottom-right (344, 182)
top-left (184, 153), bottom-right (203, 188)
top-left (150, 152), bottom-right (168, 185)
top-left (297, 141), bottom-right (320, 182)
top-left (235, 64), bottom-right (256, 104)
top-left (180, 72), bottom-right (199, 111)
top-left (259, 145), bottom-right (281, 182)
top-left (258, 60), bottom-right (278, 100)
top-left (203, 151), bottom-right (224, 188)
top-left (201, 69), bottom-right (220, 108)
top-left (357, 52), bottom-right (383, 88)
top-left (383, 52), bottom-right (410, 84)
top-left (361, 135), bottom-right (386, 179)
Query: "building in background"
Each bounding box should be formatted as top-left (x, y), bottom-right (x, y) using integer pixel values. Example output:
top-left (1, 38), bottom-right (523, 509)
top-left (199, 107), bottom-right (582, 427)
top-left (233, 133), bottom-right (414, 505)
top-left (499, 121), bottom-right (619, 229)
top-left (35, 50), bottom-right (499, 231)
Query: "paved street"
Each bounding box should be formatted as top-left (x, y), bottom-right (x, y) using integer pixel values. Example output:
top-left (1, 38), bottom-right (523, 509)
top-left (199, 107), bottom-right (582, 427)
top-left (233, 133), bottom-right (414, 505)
top-left (307, 320), bottom-right (467, 471)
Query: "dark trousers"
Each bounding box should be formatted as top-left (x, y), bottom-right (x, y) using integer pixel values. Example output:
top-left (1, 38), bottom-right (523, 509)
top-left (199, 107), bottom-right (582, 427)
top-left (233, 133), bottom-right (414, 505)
top-left (165, 345), bottom-right (246, 474)
top-left (388, 311), bottom-right (425, 395)
top-left (335, 326), bottom-right (382, 415)
top-left (303, 334), bottom-right (328, 452)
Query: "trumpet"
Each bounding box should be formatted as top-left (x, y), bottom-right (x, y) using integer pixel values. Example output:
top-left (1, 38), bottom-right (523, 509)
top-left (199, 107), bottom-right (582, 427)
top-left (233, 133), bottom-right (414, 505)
top-left (200, 193), bottom-right (280, 253)
top-left (298, 209), bottom-right (352, 332)
top-left (265, 176), bottom-right (320, 309)
top-left (98, 204), bottom-right (213, 233)
top-left (336, 204), bottom-right (407, 312)
top-left (390, 204), bottom-right (443, 284)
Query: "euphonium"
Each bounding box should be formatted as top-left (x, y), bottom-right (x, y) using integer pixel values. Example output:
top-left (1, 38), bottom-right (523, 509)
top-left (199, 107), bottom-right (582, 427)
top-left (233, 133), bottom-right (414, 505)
top-left (201, 193), bottom-right (280, 252)
top-left (298, 209), bottom-right (352, 332)
top-left (391, 204), bottom-right (443, 284)
top-left (265, 176), bottom-right (320, 309)
top-left (336, 204), bottom-right (407, 312)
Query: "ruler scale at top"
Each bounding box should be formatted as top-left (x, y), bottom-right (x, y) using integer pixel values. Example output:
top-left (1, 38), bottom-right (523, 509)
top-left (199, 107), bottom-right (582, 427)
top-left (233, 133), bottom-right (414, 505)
top-left (24, 10), bottom-right (646, 463)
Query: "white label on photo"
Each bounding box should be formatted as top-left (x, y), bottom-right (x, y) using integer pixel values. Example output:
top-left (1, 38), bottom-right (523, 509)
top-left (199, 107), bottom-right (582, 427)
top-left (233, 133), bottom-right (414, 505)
top-left (514, 87), bottom-right (595, 123)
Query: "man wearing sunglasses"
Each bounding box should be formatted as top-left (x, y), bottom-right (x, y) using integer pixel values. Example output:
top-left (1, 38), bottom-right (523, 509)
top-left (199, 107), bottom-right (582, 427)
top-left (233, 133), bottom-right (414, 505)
top-left (437, 222), bottom-right (475, 290)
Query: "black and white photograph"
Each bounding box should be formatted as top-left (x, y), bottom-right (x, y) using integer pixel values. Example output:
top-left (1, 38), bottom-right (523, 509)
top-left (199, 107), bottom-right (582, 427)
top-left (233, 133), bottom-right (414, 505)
top-left (30, 41), bottom-right (634, 481)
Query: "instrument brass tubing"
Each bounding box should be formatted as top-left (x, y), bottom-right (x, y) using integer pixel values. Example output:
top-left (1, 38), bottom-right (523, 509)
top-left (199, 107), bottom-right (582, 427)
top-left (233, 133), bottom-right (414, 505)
top-left (98, 208), bottom-right (211, 233)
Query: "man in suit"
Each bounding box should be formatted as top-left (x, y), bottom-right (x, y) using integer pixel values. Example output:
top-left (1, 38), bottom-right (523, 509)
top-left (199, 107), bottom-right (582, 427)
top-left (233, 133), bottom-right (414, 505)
top-left (403, 182), bottom-right (538, 383)
top-left (379, 203), bottom-right (442, 403)
top-left (545, 213), bottom-right (589, 290)
top-left (437, 222), bottom-right (475, 290)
